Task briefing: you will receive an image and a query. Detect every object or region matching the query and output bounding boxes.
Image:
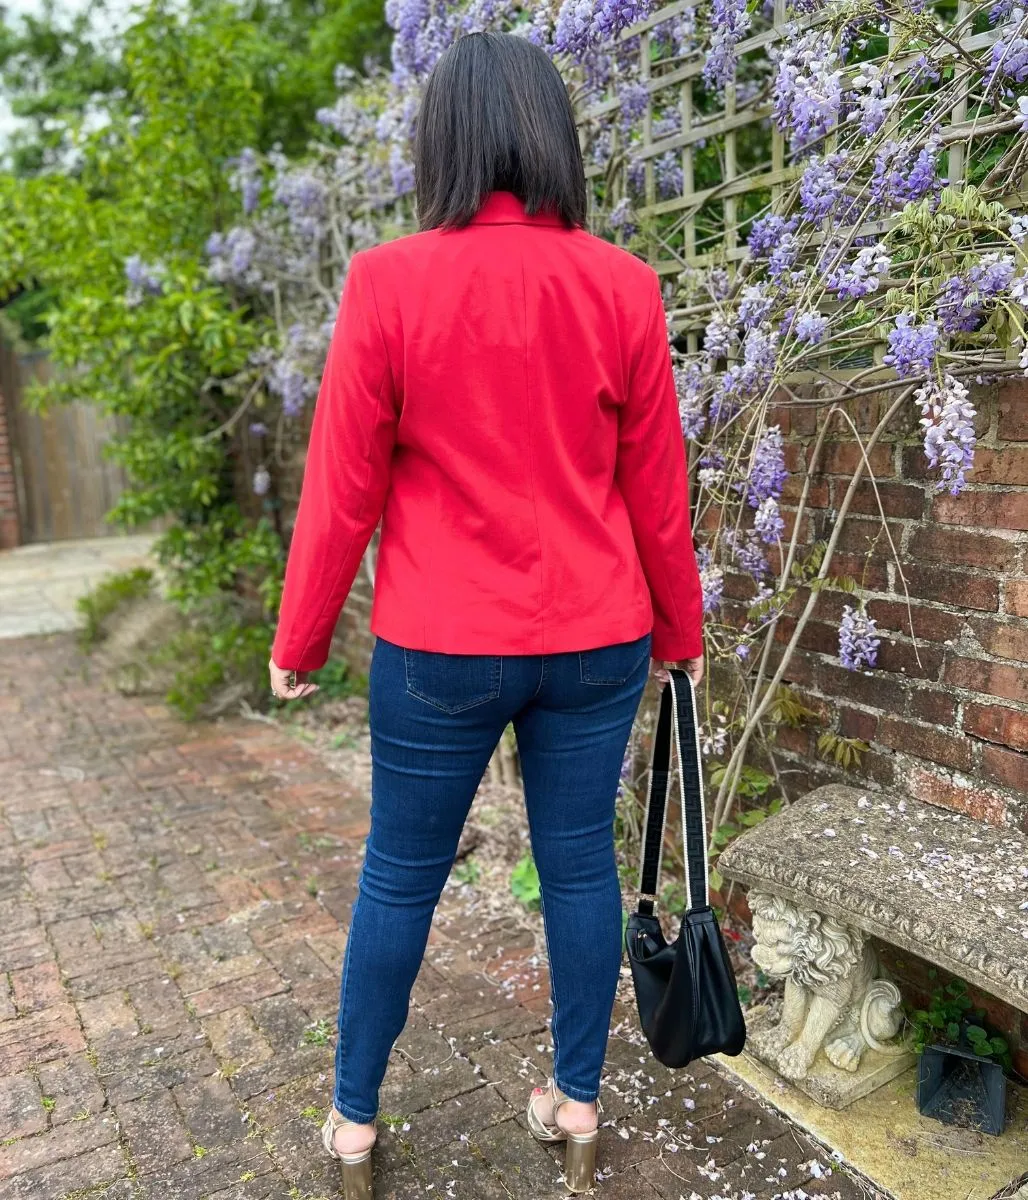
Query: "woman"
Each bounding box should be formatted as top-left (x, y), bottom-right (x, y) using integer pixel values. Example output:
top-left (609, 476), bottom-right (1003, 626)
top-left (269, 30), bottom-right (704, 1198)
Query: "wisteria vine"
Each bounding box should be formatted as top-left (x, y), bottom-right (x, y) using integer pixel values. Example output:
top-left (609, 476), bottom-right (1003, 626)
top-left (127, 0), bottom-right (1028, 820)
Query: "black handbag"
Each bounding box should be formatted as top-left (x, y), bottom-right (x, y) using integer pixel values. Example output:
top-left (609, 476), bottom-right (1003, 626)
top-left (625, 668), bottom-right (747, 1068)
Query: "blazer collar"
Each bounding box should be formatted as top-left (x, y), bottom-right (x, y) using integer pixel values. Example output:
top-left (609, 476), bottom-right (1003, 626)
top-left (470, 191), bottom-right (565, 227)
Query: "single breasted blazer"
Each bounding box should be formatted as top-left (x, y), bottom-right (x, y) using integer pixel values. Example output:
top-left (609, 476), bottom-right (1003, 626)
top-left (272, 190), bottom-right (704, 670)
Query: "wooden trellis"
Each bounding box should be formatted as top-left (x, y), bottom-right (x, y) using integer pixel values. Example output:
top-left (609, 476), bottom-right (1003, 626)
top-left (575, 1), bottom-right (1009, 347)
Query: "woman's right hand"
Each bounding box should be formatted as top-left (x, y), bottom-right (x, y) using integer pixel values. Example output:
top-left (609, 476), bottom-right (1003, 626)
top-left (651, 656), bottom-right (704, 686)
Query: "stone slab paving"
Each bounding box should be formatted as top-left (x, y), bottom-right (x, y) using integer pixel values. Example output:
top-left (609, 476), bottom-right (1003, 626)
top-left (0, 536), bottom-right (156, 640)
top-left (0, 634), bottom-right (879, 1200)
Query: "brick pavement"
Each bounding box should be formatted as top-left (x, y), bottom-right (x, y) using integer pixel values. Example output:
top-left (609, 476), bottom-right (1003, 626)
top-left (0, 634), bottom-right (877, 1200)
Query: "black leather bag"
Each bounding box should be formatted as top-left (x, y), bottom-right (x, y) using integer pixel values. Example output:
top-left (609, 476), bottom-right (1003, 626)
top-left (625, 669), bottom-right (747, 1069)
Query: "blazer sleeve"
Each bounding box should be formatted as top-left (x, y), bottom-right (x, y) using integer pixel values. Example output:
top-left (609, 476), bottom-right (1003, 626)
top-left (271, 251), bottom-right (397, 671)
top-left (615, 272), bottom-right (704, 662)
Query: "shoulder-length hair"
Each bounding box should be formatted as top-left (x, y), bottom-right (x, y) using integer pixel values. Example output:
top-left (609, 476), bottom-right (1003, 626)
top-left (413, 32), bottom-right (587, 231)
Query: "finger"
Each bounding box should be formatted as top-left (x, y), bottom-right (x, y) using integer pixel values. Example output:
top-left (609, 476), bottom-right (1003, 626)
top-left (279, 682), bottom-right (320, 701)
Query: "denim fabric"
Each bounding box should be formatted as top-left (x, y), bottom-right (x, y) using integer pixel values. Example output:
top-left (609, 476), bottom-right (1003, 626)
top-left (333, 633), bottom-right (651, 1121)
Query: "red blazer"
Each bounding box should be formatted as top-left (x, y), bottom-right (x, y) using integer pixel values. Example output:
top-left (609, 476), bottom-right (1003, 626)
top-left (272, 191), bottom-right (703, 670)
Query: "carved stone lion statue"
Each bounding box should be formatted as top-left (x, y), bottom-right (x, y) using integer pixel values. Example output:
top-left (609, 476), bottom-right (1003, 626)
top-left (747, 890), bottom-right (906, 1081)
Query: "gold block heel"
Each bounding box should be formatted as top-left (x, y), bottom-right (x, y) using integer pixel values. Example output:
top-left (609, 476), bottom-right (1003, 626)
top-left (341, 1151), bottom-right (374, 1200)
top-left (564, 1131), bottom-right (598, 1193)
top-left (527, 1079), bottom-right (600, 1194)
top-left (322, 1109), bottom-right (376, 1200)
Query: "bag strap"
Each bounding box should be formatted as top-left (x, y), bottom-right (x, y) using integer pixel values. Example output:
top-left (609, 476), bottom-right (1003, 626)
top-left (635, 669), bottom-right (709, 917)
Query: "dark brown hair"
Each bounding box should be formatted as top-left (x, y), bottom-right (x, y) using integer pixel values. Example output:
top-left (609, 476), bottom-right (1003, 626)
top-left (413, 32), bottom-right (587, 231)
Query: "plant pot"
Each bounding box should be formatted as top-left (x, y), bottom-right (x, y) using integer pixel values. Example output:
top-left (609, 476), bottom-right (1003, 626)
top-left (916, 1040), bottom-right (1007, 1136)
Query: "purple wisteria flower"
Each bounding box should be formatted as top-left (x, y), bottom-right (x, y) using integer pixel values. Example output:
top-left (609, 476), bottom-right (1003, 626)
top-left (706, 267), bottom-right (731, 302)
top-left (253, 465), bottom-right (271, 496)
top-left (607, 197), bottom-right (637, 237)
top-left (386, 0), bottom-right (458, 81)
top-left (794, 311), bottom-right (829, 344)
top-left (655, 152), bottom-right (684, 198)
top-left (273, 168), bottom-right (328, 241)
top-left (839, 604), bottom-right (880, 671)
top-left (618, 81), bottom-right (650, 129)
top-left (698, 448), bottom-right (726, 489)
top-left (871, 135), bottom-right (943, 209)
top-left (675, 362), bottom-right (707, 438)
top-left (1019, 96), bottom-right (1028, 132)
top-left (799, 153), bottom-right (849, 222)
top-left (553, 0), bottom-right (653, 60)
top-left (704, 314), bottom-right (737, 361)
top-left (697, 546), bottom-right (724, 613)
top-left (249, 422), bottom-right (268, 437)
top-left (727, 528), bottom-right (769, 578)
top-left (747, 214), bottom-right (798, 257)
top-left (124, 255), bottom-right (165, 296)
top-left (206, 228), bottom-right (259, 287)
top-left (389, 145), bottom-right (416, 195)
top-left (703, 0), bottom-right (751, 91)
top-left (827, 243), bottom-right (891, 299)
top-left (739, 283), bottom-right (774, 327)
top-left (848, 62), bottom-right (896, 136)
top-left (741, 326), bottom-right (779, 390)
top-left (908, 54), bottom-right (941, 86)
top-left (936, 253), bottom-right (1016, 333)
top-left (768, 233), bottom-right (801, 284)
top-left (230, 148), bottom-right (262, 215)
top-left (754, 496), bottom-right (785, 544)
top-left (882, 312), bottom-right (939, 378)
top-left (748, 425), bottom-right (787, 507)
top-left (915, 374), bottom-right (977, 495)
top-left (772, 30), bottom-right (842, 147)
top-left (986, 29), bottom-right (1028, 88)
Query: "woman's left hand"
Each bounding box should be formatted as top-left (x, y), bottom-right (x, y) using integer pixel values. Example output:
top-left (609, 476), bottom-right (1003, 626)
top-left (269, 659), bottom-right (320, 701)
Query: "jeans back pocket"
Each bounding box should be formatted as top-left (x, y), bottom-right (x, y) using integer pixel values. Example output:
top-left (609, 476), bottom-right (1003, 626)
top-left (579, 635), bottom-right (651, 686)
top-left (404, 649), bottom-right (503, 714)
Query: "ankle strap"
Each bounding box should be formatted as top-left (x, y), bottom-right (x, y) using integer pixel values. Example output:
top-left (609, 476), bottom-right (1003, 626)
top-left (551, 1081), bottom-right (602, 1116)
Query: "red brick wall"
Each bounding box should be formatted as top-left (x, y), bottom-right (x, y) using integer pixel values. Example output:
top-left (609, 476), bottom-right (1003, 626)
top-left (0, 377), bottom-right (20, 550)
top-left (755, 376), bottom-right (1028, 833)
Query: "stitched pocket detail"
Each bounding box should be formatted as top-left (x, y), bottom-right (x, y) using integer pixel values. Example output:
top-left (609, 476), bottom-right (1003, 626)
top-left (404, 650), bottom-right (502, 713)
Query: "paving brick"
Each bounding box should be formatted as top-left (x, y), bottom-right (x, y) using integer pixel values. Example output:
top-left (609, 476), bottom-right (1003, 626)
top-left (0, 1070), bottom-right (45, 1140)
top-left (171, 1074), bottom-right (245, 1150)
top-left (5, 1142), bottom-right (127, 1199)
top-left (116, 1091), bottom-right (194, 1173)
top-left (0, 1114), bottom-right (118, 1179)
top-left (0, 1004), bottom-right (86, 1075)
top-left (37, 1053), bottom-right (106, 1125)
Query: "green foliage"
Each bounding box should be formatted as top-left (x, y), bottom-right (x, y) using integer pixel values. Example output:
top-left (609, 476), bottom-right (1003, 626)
top-left (0, 0), bottom-right (388, 717)
top-left (905, 973), bottom-right (1013, 1070)
top-left (76, 567), bottom-right (155, 648)
top-left (307, 659), bottom-right (367, 702)
top-left (452, 858), bottom-right (481, 886)
top-left (817, 731), bottom-right (870, 769)
top-left (300, 1018), bottom-right (332, 1046)
top-left (510, 853), bottom-right (541, 910)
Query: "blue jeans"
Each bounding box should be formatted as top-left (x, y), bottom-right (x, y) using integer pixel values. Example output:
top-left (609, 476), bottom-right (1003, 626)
top-left (333, 633), bottom-right (651, 1121)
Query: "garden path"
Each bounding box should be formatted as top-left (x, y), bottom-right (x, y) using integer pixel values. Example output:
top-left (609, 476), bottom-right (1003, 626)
top-left (0, 536), bottom-right (156, 640)
top-left (0, 633), bottom-right (877, 1200)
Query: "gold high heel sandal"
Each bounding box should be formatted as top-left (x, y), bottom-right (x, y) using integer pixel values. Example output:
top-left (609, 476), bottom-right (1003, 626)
top-left (526, 1079), bottom-right (601, 1194)
top-left (321, 1108), bottom-right (375, 1200)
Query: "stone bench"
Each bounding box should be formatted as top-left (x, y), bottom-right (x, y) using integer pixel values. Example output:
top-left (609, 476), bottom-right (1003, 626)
top-left (717, 782), bottom-right (1028, 1108)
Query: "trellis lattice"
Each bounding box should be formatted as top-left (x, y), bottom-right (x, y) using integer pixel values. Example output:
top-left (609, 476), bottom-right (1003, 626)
top-left (573, 0), bottom-right (1014, 363)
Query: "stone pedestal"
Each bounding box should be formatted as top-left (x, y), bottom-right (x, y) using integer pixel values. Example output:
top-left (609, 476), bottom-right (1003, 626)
top-left (744, 1003), bottom-right (915, 1109)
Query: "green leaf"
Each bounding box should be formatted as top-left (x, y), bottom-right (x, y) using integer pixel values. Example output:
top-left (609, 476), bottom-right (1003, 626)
top-left (510, 854), bottom-right (541, 911)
